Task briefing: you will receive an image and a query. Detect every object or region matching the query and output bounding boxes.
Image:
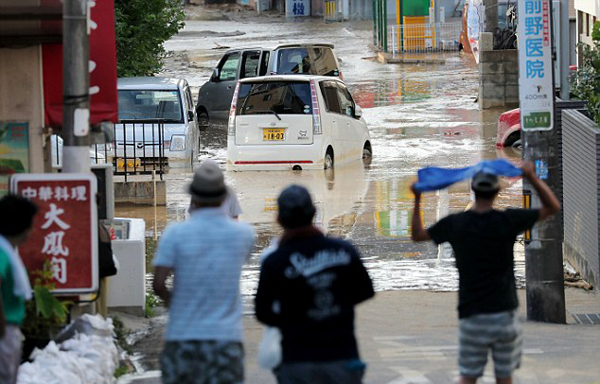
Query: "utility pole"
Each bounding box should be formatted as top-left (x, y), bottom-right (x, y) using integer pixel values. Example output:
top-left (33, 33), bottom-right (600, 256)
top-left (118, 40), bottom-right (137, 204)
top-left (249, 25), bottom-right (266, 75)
top-left (559, 0), bottom-right (570, 100)
top-left (63, 0), bottom-right (91, 174)
top-left (483, 0), bottom-right (498, 33)
top-left (520, 0), bottom-right (566, 323)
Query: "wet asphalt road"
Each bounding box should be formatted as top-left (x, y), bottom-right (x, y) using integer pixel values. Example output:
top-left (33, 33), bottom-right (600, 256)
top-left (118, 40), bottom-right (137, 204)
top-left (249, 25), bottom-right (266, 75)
top-left (116, 7), bottom-right (529, 374)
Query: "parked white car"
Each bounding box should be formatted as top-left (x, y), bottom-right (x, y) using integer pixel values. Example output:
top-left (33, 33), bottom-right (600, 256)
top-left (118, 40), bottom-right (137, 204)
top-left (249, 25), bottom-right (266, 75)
top-left (227, 75), bottom-right (371, 171)
top-left (111, 77), bottom-right (199, 168)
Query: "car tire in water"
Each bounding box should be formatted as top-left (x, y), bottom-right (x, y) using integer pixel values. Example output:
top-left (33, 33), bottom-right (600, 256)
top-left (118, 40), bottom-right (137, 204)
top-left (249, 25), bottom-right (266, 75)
top-left (198, 112), bottom-right (209, 132)
top-left (324, 149), bottom-right (334, 170)
top-left (504, 131), bottom-right (521, 148)
top-left (362, 145), bottom-right (372, 166)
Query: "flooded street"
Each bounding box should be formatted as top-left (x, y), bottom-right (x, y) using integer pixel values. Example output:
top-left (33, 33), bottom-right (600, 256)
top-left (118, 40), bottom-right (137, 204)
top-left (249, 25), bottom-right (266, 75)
top-left (116, 10), bottom-right (526, 308)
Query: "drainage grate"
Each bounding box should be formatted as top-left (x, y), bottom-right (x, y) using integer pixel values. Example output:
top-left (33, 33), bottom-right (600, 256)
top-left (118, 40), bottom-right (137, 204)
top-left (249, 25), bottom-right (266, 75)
top-left (572, 314), bottom-right (600, 325)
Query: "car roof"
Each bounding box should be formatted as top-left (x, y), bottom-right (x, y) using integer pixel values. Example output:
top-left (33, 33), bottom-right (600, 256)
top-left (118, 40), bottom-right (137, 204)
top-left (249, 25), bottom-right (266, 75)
top-left (117, 77), bottom-right (186, 90)
top-left (225, 43), bottom-right (335, 54)
top-left (238, 75), bottom-right (340, 83)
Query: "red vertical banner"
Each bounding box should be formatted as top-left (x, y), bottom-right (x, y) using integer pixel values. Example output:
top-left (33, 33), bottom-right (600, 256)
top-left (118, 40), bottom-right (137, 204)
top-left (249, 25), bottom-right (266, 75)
top-left (42, 0), bottom-right (119, 127)
top-left (11, 174), bottom-right (98, 293)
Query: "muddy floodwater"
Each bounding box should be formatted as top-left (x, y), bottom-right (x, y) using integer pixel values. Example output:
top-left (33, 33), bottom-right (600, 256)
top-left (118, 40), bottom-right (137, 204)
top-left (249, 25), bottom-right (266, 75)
top-left (116, 11), bottom-right (526, 308)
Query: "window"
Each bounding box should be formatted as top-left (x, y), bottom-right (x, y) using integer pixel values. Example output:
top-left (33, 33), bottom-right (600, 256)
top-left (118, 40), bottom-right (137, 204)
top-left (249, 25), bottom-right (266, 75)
top-left (336, 84), bottom-right (355, 117)
top-left (241, 51), bottom-right (260, 79)
top-left (276, 47), bottom-right (339, 76)
top-left (118, 90), bottom-right (183, 122)
top-left (237, 82), bottom-right (312, 115)
top-left (277, 48), bottom-right (309, 74)
top-left (320, 81), bottom-right (341, 114)
top-left (308, 48), bottom-right (339, 76)
top-left (219, 53), bottom-right (240, 81)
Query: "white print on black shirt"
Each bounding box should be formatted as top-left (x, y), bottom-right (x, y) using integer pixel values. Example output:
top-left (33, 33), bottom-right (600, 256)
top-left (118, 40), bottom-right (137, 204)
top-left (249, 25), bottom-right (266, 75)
top-left (308, 289), bottom-right (341, 320)
top-left (284, 250), bottom-right (351, 278)
top-left (307, 272), bottom-right (336, 289)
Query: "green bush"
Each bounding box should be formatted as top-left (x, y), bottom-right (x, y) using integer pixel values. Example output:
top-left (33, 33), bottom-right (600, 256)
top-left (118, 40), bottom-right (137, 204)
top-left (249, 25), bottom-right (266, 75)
top-left (21, 262), bottom-right (71, 340)
top-left (115, 0), bottom-right (185, 77)
top-left (570, 21), bottom-right (600, 126)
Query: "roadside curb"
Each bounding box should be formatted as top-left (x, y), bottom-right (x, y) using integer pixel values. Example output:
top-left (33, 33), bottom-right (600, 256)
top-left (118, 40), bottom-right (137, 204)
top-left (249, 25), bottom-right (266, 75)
top-left (377, 52), bottom-right (446, 65)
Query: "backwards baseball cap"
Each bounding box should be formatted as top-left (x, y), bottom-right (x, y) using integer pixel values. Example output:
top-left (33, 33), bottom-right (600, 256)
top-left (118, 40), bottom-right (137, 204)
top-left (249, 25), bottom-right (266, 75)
top-left (471, 172), bottom-right (500, 193)
top-left (277, 185), bottom-right (316, 228)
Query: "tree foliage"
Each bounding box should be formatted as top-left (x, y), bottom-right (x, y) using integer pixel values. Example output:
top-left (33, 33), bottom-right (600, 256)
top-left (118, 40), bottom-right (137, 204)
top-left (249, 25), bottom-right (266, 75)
top-left (570, 22), bottom-right (600, 126)
top-left (115, 0), bottom-right (185, 77)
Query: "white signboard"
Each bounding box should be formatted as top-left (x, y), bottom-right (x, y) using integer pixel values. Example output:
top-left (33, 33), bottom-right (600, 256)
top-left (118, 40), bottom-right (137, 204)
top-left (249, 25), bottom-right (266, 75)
top-left (286, 0), bottom-right (310, 17)
top-left (518, 0), bottom-right (554, 131)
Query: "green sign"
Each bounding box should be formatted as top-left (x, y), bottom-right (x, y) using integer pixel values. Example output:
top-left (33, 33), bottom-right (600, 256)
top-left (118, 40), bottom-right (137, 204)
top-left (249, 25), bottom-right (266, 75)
top-left (523, 112), bottom-right (552, 129)
top-left (0, 122), bottom-right (30, 197)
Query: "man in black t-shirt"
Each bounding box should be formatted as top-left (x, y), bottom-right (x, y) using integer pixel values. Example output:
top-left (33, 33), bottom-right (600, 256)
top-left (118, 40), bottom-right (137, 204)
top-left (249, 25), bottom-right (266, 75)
top-left (255, 185), bottom-right (375, 384)
top-left (410, 161), bottom-right (560, 384)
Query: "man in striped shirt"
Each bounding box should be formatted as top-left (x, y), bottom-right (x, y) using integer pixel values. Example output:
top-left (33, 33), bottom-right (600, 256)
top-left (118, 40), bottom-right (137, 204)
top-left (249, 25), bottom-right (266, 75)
top-left (153, 160), bottom-right (255, 384)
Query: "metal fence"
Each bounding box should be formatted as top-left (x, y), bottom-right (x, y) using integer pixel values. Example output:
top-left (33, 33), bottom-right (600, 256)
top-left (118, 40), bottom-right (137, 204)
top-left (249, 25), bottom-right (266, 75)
top-left (111, 119), bottom-right (166, 182)
top-left (387, 22), bottom-right (461, 55)
top-left (53, 119), bottom-right (167, 182)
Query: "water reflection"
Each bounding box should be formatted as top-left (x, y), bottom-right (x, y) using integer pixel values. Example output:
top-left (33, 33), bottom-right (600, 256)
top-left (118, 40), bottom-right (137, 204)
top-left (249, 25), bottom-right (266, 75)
top-left (119, 15), bottom-right (529, 301)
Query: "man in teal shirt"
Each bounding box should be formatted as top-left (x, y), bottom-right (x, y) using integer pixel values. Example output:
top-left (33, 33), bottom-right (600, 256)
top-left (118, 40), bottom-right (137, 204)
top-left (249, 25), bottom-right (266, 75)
top-left (0, 195), bottom-right (37, 384)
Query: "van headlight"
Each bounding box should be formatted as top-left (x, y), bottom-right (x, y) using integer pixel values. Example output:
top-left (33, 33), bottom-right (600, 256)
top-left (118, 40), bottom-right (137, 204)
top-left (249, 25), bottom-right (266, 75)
top-left (169, 135), bottom-right (186, 151)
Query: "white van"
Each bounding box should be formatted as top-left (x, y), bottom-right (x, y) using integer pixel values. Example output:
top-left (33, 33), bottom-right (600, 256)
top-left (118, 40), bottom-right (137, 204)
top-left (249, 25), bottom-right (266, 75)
top-left (112, 77), bottom-right (199, 168)
top-left (227, 75), bottom-right (371, 171)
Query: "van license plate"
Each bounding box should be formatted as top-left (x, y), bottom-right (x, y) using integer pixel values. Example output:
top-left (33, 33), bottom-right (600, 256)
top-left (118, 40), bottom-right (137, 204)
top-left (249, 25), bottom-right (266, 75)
top-left (263, 128), bottom-right (285, 141)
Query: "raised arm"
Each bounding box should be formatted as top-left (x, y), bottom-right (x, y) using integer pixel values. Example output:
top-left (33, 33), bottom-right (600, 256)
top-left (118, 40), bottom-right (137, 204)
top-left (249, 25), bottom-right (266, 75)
top-left (410, 183), bottom-right (431, 242)
top-left (521, 161), bottom-right (561, 221)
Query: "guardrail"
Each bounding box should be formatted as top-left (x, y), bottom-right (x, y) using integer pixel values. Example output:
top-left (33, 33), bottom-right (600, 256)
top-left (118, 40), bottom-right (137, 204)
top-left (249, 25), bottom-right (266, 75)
top-left (388, 22), bottom-right (461, 54)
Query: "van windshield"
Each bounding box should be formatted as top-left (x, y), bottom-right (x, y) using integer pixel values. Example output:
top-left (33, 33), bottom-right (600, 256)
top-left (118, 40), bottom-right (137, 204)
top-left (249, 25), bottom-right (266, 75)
top-left (118, 90), bottom-right (183, 122)
top-left (276, 47), bottom-right (339, 76)
top-left (236, 82), bottom-right (312, 115)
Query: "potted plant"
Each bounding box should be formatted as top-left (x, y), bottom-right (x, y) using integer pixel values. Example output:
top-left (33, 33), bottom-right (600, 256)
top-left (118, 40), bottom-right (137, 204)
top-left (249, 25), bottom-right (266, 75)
top-left (20, 261), bottom-right (70, 362)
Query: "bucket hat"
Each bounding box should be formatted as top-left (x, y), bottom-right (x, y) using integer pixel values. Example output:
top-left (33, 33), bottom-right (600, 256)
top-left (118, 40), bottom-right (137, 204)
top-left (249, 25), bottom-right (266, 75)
top-left (188, 159), bottom-right (228, 204)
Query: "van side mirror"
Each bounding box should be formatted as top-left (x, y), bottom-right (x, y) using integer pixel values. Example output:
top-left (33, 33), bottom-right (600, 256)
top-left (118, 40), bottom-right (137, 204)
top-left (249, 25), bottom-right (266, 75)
top-left (354, 105), bottom-right (363, 119)
top-left (188, 110), bottom-right (195, 121)
top-left (211, 68), bottom-right (220, 82)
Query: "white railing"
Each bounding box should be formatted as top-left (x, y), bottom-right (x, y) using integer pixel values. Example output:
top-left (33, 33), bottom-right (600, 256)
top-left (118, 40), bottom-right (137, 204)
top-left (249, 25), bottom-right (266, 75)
top-left (388, 22), bottom-right (462, 55)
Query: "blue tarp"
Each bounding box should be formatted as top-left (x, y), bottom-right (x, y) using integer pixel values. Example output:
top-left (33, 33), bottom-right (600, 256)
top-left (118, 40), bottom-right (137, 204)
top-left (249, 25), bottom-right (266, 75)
top-left (413, 159), bottom-right (522, 192)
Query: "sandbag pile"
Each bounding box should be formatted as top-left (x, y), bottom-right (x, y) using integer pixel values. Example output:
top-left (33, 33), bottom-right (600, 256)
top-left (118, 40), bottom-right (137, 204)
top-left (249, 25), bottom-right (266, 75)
top-left (18, 315), bottom-right (119, 384)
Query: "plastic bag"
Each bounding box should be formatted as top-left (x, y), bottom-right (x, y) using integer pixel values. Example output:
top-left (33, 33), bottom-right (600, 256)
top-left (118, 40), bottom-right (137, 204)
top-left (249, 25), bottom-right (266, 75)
top-left (257, 327), bottom-right (282, 370)
top-left (55, 314), bottom-right (114, 343)
top-left (18, 316), bottom-right (118, 384)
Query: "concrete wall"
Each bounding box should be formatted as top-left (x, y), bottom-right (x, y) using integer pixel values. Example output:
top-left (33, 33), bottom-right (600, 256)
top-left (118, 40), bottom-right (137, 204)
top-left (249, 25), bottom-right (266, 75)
top-left (114, 180), bottom-right (167, 206)
top-left (108, 218), bottom-right (146, 316)
top-left (562, 109), bottom-right (600, 288)
top-left (350, 0), bottom-right (373, 19)
top-left (0, 46), bottom-right (46, 175)
top-left (478, 35), bottom-right (518, 109)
